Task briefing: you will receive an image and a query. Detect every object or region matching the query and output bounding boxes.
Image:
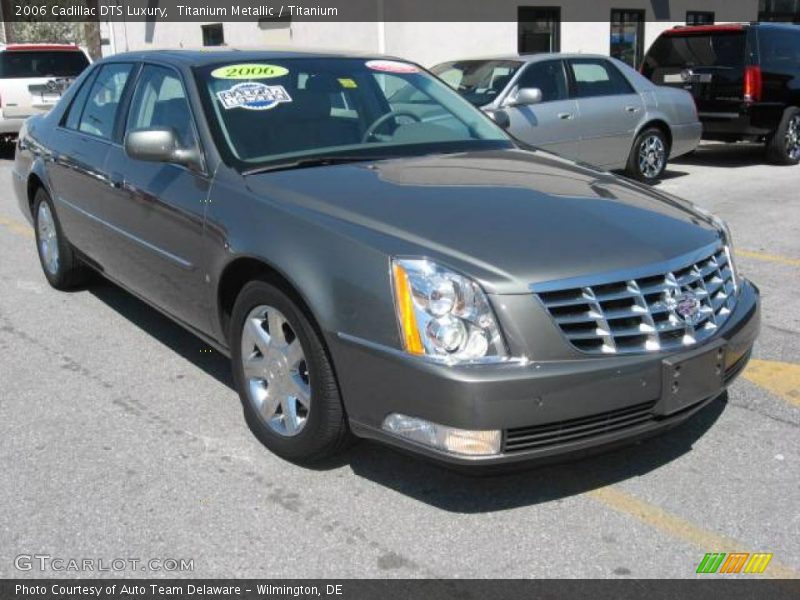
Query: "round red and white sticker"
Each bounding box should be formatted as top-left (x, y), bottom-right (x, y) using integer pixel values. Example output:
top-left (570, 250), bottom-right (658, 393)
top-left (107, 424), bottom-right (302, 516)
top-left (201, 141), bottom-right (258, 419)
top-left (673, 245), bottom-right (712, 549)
top-left (365, 60), bottom-right (420, 74)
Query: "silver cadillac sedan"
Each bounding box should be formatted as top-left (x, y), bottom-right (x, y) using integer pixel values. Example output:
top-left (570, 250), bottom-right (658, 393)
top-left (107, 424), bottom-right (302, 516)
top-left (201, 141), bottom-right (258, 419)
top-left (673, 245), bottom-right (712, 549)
top-left (430, 54), bottom-right (702, 182)
top-left (13, 50), bottom-right (758, 468)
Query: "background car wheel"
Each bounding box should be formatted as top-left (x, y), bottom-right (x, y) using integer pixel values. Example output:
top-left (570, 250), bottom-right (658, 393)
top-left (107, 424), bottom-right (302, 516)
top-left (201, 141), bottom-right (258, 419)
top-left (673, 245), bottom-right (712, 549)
top-left (231, 280), bottom-right (353, 464)
top-left (33, 188), bottom-right (90, 290)
top-left (627, 127), bottom-right (669, 183)
top-left (766, 107), bottom-right (800, 166)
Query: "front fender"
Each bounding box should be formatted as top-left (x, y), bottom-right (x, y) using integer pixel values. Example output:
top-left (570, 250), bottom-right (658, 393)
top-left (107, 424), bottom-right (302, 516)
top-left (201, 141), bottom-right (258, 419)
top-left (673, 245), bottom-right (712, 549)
top-left (205, 169), bottom-right (401, 353)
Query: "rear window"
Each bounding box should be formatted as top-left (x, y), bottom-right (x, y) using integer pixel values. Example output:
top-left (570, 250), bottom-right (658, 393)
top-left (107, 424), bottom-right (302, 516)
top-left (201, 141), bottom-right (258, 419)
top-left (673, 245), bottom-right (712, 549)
top-left (0, 50), bottom-right (89, 79)
top-left (642, 32), bottom-right (746, 78)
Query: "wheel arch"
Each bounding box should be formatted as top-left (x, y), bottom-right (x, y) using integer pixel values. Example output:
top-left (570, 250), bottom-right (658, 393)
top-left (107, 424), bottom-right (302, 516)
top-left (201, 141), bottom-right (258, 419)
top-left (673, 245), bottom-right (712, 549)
top-left (638, 119), bottom-right (673, 153)
top-left (26, 170), bottom-right (48, 215)
top-left (216, 255), bottom-right (322, 346)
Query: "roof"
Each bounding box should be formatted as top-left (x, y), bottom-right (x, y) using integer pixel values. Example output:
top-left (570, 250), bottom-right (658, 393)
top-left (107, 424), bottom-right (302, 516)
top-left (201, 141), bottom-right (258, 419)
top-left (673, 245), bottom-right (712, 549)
top-left (102, 47), bottom-right (400, 67)
top-left (0, 43), bottom-right (82, 51)
top-left (664, 22), bottom-right (800, 36)
top-left (432, 52), bottom-right (612, 65)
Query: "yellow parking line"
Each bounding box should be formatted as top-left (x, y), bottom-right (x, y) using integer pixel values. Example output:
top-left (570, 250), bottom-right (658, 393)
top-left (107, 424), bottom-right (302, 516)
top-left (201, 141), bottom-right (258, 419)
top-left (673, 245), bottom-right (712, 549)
top-left (743, 359), bottom-right (800, 408)
top-left (0, 215), bottom-right (33, 239)
top-left (737, 249), bottom-right (800, 268)
top-left (589, 486), bottom-right (798, 579)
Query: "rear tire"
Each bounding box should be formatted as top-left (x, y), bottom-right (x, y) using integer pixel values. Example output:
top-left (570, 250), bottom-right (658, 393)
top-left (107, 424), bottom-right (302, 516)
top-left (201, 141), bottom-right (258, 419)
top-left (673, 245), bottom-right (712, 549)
top-left (626, 127), bottom-right (669, 183)
top-left (33, 188), bottom-right (90, 290)
top-left (230, 280), bottom-right (353, 464)
top-left (766, 107), bottom-right (800, 165)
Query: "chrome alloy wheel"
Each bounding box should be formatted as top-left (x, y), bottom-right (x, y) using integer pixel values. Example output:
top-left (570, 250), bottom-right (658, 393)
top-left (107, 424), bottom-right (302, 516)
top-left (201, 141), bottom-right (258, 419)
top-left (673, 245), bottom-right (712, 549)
top-left (786, 115), bottom-right (800, 161)
top-left (638, 135), bottom-right (666, 179)
top-left (240, 305), bottom-right (311, 437)
top-left (36, 201), bottom-right (60, 275)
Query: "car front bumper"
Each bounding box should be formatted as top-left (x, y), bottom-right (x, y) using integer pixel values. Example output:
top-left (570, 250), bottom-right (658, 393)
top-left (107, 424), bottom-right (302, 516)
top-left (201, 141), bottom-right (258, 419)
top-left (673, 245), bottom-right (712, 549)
top-left (333, 279), bottom-right (759, 467)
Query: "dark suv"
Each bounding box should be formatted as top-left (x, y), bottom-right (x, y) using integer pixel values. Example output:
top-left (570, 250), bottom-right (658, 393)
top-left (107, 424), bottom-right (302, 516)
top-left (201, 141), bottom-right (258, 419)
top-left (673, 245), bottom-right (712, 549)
top-left (642, 23), bottom-right (800, 164)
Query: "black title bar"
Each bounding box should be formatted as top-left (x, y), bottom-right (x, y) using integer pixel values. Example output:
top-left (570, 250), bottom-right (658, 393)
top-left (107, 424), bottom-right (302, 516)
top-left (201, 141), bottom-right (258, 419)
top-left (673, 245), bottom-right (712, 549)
top-left (2, 0), bottom-right (770, 22)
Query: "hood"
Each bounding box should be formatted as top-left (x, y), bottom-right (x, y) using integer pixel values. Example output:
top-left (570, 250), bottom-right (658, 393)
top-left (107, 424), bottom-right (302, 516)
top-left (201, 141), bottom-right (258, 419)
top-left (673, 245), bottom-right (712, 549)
top-left (244, 149), bottom-right (720, 294)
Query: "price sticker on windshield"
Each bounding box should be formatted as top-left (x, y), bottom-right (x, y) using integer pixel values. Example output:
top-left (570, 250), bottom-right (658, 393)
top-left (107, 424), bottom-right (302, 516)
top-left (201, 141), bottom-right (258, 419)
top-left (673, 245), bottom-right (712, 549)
top-left (217, 82), bottom-right (293, 111)
top-left (211, 64), bottom-right (289, 80)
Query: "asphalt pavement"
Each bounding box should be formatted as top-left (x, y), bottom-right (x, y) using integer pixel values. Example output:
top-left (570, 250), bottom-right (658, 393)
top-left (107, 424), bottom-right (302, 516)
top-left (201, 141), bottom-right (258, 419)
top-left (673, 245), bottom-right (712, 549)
top-left (0, 143), bottom-right (797, 579)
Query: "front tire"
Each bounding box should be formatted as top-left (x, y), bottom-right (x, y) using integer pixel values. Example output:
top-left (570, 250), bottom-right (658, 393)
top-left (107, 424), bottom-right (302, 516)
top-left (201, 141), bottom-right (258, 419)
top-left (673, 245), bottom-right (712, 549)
top-left (766, 107), bottom-right (800, 166)
top-left (626, 127), bottom-right (669, 182)
top-left (231, 280), bottom-right (353, 464)
top-left (33, 188), bottom-right (89, 290)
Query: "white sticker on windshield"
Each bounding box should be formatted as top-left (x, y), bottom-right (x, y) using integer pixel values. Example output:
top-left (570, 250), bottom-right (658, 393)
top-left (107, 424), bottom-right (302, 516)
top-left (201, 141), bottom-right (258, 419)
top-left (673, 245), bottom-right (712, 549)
top-left (217, 82), bottom-right (292, 111)
top-left (365, 60), bottom-right (420, 74)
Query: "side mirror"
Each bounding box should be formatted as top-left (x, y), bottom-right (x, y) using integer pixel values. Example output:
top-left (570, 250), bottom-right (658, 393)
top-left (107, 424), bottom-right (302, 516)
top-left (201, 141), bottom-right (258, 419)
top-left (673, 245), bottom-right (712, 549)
top-left (124, 127), bottom-right (201, 170)
top-left (504, 87), bottom-right (543, 107)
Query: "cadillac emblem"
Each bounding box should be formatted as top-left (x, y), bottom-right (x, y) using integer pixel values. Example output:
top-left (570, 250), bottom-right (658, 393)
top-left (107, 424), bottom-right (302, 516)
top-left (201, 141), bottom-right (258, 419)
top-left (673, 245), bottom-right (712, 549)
top-left (665, 289), bottom-right (702, 323)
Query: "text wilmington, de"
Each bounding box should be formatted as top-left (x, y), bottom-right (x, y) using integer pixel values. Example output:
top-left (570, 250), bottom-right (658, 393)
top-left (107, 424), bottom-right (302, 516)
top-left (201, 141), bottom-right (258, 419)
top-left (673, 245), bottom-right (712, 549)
top-left (176, 5), bottom-right (339, 17)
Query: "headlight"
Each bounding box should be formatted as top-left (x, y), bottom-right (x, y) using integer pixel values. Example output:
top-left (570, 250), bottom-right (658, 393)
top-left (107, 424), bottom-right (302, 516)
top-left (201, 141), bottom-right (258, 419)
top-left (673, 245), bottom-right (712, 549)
top-left (391, 258), bottom-right (507, 363)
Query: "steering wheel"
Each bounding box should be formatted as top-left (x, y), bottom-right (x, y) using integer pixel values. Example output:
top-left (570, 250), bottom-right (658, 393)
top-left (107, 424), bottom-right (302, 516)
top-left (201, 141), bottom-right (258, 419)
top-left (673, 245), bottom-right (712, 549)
top-left (361, 111), bottom-right (422, 143)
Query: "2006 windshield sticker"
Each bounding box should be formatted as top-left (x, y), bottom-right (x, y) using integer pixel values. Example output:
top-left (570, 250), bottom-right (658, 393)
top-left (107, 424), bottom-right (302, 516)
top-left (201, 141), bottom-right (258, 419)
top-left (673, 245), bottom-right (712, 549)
top-left (217, 82), bottom-right (292, 111)
top-left (211, 63), bottom-right (289, 80)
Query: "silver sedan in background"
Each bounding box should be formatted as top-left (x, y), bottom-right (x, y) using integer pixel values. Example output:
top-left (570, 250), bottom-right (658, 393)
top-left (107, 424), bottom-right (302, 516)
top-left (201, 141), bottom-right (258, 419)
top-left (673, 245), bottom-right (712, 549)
top-left (430, 54), bottom-right (702, 182)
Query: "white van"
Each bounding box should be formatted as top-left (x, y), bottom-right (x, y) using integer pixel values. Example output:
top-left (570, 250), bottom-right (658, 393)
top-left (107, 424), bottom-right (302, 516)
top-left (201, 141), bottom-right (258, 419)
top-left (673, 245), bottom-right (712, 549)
top-left (0, 43), bottom-right (91, 141)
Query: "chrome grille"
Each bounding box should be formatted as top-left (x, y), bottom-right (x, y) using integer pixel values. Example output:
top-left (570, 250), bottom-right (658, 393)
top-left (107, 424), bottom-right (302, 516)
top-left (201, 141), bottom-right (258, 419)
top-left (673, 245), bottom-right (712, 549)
top-left (536, 246), bottom-right (737, 355)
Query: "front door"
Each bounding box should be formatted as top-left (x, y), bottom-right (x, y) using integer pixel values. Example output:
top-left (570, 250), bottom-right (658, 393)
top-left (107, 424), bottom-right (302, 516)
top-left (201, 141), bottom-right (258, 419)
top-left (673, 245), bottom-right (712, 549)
top-left (101, 64), bottom-right (212, 333)
top-left (503, 59), bottom-right (580, 159)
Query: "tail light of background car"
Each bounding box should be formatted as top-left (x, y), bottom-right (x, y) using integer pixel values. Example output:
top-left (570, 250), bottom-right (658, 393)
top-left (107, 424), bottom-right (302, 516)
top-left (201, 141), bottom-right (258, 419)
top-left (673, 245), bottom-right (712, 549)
top-left (744, 66), bottom-right (762, 103)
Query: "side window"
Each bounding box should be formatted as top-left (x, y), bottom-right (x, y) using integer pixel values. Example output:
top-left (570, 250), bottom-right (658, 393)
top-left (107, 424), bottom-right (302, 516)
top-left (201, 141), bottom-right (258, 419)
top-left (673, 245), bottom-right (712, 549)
top-left (63, 70), bottom-right (96, 130)
top-left (516, 61), bottom-right (568, 102)
top-left (760, 30), bottom-right (800, 72)
top-left (126, 65), bottom-right (197, 148)
top-left (568, 59), bottom-right (635, 98)
top-left (78, 63), bottom-right (133, 139)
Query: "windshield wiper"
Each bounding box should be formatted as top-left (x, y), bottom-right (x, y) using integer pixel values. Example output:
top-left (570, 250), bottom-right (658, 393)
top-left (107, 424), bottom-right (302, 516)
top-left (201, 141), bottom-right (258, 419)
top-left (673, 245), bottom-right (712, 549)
top-left (242, 155), bottom-right (390, 176)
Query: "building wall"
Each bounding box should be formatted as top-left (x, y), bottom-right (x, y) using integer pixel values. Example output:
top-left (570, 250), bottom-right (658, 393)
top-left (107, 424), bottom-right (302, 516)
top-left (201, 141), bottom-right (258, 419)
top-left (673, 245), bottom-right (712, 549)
top-left (102, 0), bottom-right (762, 66)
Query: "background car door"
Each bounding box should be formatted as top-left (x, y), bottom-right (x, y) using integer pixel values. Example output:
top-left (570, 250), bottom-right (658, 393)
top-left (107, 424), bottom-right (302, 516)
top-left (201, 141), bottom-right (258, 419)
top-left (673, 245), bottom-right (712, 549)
top-left (503, 59), bottom-right (579, 159)
top-left (101, 64), bottom-right (212, 333)
top-left (566, 58), bottom-right (644, 168)
top-left (47, 62), bottom-right (135, 261)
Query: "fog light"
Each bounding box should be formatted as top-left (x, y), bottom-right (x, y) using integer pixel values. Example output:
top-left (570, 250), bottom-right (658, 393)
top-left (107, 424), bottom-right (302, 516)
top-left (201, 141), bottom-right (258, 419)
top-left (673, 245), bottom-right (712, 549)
top-left (382, 413), bottom-right (501, 456)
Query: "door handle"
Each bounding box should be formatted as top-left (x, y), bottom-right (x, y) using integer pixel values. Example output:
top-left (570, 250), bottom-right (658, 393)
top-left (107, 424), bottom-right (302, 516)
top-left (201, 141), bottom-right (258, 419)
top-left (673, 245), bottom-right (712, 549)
top-left (625, 106), bottom-right (641, 113)
top-left (558, 112), bottom-right (574, 120)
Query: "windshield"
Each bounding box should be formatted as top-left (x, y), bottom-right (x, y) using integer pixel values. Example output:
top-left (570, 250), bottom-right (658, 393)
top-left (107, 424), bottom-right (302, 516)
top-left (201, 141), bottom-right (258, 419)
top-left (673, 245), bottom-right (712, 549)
top-left (0, 50), bottom-right (89, 78)
top-left (195, 57), bottom-right (512, 170)
top-left (430, 60), bottom-right (523, 106)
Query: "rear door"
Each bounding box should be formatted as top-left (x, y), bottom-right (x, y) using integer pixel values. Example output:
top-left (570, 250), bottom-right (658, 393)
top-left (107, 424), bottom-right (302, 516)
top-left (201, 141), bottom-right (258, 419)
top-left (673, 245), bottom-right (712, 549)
top-left (0, 47), bottom-right (90, 118)
top-left (503, 59), bottom-right (580, 159)
top-left (641, 28), bottom-right (749, 117)
top-left (566, 57), bottom-right (644, 167)
top-left (47, 62), bottom-right (135, 260)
